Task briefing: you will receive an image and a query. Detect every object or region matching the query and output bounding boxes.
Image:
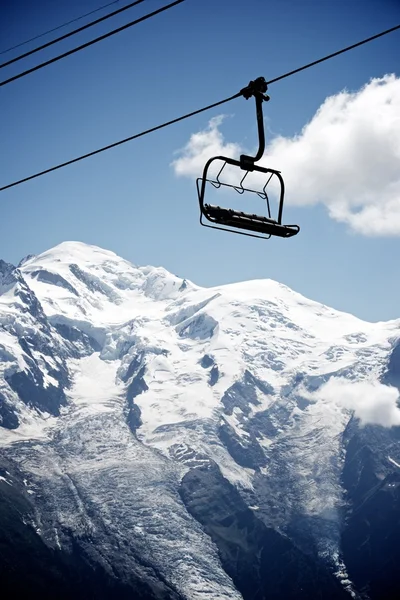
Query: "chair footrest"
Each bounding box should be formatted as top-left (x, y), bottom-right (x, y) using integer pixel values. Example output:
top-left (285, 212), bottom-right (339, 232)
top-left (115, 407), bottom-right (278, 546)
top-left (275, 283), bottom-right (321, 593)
top-left (204, 205), bottom-right (299, 238)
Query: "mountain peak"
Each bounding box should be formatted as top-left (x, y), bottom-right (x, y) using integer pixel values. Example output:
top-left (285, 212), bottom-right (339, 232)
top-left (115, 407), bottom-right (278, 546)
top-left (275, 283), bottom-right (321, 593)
top-left (22, 240), bottom-right (127, 269)
top-left (19, 241), bottom-right (195, 327)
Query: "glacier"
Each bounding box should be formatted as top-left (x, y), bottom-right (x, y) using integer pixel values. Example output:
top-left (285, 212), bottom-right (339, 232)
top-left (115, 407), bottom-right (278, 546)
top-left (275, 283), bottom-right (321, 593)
top-left (1, 241), bottom-right (400, 599)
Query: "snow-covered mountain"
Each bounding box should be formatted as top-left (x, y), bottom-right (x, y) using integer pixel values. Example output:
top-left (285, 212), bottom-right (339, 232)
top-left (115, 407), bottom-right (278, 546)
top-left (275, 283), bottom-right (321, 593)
top-left (1, 241), bottom-right (400, 599)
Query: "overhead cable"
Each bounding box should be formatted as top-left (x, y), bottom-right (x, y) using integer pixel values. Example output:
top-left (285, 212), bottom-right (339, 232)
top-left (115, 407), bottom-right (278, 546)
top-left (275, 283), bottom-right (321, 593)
top-left (0, 0), bottom-right (146, 70)
top-left (1, 22), bottom-right (399, 192)
top-left (0, 93), bottom-right (241, 192)
top-left (0, 1), bottom-right (120, 55)
top-left (266, 22), bottom-right (400, 85)
top-left (0, 0), bottom-right (185, 88)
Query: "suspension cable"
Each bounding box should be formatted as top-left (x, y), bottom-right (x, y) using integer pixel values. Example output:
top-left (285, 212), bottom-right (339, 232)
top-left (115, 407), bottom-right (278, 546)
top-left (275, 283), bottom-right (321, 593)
top-left (0, 1), bottom-right (146, 70)
top-left (1, 21), bottom-right (399, 192)
top-left (0, 0), bottom-right (185, 88)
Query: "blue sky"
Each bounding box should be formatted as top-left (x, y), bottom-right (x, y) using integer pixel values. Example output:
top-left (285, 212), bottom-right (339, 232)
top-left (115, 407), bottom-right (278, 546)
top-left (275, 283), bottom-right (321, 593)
top-left (1, 0), bottom-right (399, 322)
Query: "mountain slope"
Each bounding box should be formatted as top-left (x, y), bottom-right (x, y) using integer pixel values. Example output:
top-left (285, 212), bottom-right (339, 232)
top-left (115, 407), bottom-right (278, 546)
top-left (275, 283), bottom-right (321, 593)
top-left (1, 241), bottom-right (399, 599)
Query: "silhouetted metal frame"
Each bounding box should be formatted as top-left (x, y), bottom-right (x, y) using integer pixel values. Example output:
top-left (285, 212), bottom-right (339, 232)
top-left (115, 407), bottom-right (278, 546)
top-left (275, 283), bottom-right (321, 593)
top-left (196, 156), bottom-right (299, 239)
top-left (196, 78), bottom-right (300, 240)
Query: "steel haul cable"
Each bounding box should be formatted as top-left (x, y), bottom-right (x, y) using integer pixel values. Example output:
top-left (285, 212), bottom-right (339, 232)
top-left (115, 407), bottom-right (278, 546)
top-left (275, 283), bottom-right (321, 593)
top-left (1, 22), bottom-right (399, 193)
top-left (0, 93), bottom-right (242, 192)
top-left (0, 0), bottom-right (146, 69)
top-left (0, 0), bottom-right (184, 88)
top-left (0, 0), bottom-right (120, 55)
top-left (266, 22), bottom-right (400, 85)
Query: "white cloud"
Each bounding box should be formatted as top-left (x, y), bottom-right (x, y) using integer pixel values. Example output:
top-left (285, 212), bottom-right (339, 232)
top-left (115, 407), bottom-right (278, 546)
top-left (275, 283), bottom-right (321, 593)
top-left (172, 115), bottom-right (241, 178)
top-left (303, 377), bottom-right (400, 428)
top-left (172, 75), bottom-right (400, 236)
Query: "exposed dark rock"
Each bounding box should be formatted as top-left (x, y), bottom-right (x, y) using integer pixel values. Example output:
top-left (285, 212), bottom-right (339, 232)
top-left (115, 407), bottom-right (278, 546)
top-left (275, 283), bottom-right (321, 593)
top-left (13, 272), bottom-right (48, 322)
top-left (167, 294), bottom-right (220, 327)
top-left (341, 418), bottom-right (400, 600)
top-left (200, 354), bottom-right (214, 369)
top-left (0, 260), bottom-right (16, 287)
top-left (30, 269), bottom-right (79, 296)
top-left (17, 254), bottom-right (36, 267)
top-left (69, 264), bottom-right (120, 302)
top-left (179, 464), bottom-right (348, 600)
top-left (0, 264), bottom-right (72, 421)
top-left (5, 329), bottom-right (70, 419)
top-left (127, 366), bottom-right (148, 402)
top-left (177, 313), bottom-right (218, 340)
top-left (5, 369), bottom-right (67, 417)
top-left (127, 403), bottom-right (143, 433)
top-left (249, 408), bottom-right (279, 437)
top-left (125, 364), bottom-right (148, 434)
top-left (54, 323), bottom-right (101, 355)
top-left (0, 392), bottom-right (19, 429)
top-left (383, 339), bottom-right (400, 389)
top-left (221, 369), bottom-right (274, 416)
top-left (6, 352), bottom-right (64, 417)
top-left (209, 364), bottom-right (219, 386)
top-left (122, 352), bottom-right (146, 384)
top-left (218, 418), bottom-right (267, 470)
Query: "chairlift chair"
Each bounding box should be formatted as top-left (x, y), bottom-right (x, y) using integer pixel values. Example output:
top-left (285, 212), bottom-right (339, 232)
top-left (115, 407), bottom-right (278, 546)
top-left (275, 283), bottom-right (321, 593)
top-left (196, 77), bottom-right (300, 240)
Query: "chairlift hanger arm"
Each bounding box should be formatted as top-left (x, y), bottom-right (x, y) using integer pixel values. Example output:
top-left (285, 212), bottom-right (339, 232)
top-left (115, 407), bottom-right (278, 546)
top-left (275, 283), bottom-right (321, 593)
top-left (239, 77), bottom-right (270, 169)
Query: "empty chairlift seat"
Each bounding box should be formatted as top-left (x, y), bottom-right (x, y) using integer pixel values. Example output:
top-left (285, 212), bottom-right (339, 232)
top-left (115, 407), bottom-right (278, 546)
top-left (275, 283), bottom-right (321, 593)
top-left (196, 77), bottom-right (300, 240)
